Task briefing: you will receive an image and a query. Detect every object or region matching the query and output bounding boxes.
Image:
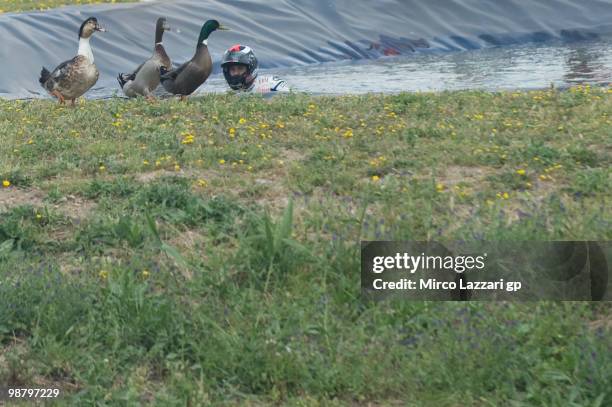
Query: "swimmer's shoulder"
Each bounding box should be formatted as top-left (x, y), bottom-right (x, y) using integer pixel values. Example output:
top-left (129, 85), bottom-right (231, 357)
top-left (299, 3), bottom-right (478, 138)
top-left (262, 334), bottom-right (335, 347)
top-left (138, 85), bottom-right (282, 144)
top-left (255, 74), bottom-right (290, 92)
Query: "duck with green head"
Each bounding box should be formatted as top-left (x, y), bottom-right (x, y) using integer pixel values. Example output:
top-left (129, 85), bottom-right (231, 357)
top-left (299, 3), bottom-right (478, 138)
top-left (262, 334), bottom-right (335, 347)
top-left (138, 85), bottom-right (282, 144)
top-left (118, 17), bottom-right (172, 100)
top-left (39, 17), bottom-right (106, 106)
top-left (160, 19), bottom-right (229, 100)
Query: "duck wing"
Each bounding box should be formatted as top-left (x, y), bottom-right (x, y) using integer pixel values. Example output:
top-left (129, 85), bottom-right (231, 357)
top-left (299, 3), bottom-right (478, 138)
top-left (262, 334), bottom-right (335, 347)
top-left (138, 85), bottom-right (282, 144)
top-left (161, 59), bottom-right (210, 95)
top-left (130, 61), bottom-right (147, 78)
top-left (118, 60), bottom-right (146, 87)
top-left (160, 60), bottom-right (191, 94)
top-left (161, 60), bottom-right (190, 81)
top-left (40, 55), bottom-right (98, 99)
top-left (40, 56), bottom-right (78, 88)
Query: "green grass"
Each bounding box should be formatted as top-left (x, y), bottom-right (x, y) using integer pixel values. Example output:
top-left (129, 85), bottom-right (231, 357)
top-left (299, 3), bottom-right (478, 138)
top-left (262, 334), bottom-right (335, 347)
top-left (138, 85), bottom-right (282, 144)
top-left (0, 0), bottom-right (134, 13)
top-left (0, 87), bottom-right (611, 405)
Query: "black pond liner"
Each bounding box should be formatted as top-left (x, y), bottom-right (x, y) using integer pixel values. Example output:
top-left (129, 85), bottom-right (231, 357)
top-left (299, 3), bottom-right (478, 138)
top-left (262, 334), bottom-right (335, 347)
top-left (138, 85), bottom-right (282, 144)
top-left (1, 0), bottom-right (612, 99)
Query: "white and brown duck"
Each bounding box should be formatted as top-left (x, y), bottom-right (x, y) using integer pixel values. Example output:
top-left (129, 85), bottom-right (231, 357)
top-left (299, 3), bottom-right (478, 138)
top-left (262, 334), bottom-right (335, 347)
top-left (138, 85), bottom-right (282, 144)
top-left (39, 17), bottom-right (106, 106)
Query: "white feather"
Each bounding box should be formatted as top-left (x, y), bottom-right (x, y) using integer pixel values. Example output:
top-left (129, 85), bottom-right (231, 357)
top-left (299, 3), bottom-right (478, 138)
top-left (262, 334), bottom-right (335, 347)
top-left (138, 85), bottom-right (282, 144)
top-left (78, 37), bottom-right (94, 63)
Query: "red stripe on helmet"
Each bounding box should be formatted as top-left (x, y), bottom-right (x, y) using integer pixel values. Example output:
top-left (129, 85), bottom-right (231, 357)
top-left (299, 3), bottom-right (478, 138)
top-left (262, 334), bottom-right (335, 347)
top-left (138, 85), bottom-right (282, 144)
top-left (229, 44), bottom-right (242, 52)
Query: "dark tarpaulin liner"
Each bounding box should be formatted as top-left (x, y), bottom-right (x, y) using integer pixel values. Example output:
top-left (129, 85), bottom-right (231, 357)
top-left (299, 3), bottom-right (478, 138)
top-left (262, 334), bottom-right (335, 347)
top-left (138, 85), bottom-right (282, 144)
top-left (1, 0), bottom-right (612, 99)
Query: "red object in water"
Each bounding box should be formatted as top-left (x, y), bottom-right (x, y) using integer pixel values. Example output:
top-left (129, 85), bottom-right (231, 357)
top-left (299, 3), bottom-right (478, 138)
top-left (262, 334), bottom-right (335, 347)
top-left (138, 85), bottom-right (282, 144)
top-left (229, 44), bottom-right (242, 52)
top-left (368, 41), bottom-right (401, 55)
top-left (384, 48), bottom-right (400, 56)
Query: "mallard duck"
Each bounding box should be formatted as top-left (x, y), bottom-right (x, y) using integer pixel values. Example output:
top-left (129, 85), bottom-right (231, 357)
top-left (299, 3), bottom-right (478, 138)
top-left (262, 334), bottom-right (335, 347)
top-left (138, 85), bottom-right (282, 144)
top-left (118, 17), bottom-right (172, 100)
top-left (39, 17), bottom-right (106, 106)
top-left (160, 19), bottom-right (229, 100)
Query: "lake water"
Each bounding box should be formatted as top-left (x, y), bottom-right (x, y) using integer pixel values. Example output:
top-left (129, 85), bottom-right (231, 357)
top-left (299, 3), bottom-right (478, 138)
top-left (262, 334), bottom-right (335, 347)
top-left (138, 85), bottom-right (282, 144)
top-left (197, 39), bottom-right (612, 95)
top-left (83, 38), bottom-right (612, 99)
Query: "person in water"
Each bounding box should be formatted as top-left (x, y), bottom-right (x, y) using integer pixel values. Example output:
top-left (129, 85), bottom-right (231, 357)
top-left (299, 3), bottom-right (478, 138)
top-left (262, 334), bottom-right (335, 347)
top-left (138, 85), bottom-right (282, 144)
top-left (221, 44), bottom-right (290, 93)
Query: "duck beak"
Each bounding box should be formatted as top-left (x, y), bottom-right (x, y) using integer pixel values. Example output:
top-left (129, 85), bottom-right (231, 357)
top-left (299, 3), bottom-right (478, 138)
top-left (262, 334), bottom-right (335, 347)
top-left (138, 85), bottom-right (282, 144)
top-left (217, 25), bottom-right (230, 31)
top-left (95, 24), bottom-right (107, 32)
top-left (164, 24), bottom-right (172, 31)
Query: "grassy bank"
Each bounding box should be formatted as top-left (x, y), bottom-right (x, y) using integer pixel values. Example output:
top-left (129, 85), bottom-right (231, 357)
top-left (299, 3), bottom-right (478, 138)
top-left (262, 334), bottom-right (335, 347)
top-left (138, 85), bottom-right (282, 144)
top-left (0, 0), bottom-right (133, 13)
top-left (0, 89), bottom-right (611, 405)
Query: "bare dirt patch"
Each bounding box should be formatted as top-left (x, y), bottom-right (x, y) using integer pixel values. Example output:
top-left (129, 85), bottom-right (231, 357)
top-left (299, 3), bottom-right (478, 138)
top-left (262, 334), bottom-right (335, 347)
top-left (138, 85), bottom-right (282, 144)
top-left (588, 301), bottom-right (612, 332)
top-left (167, 229), bottom-right (205, 252)
top-left (589, 316), bottom-right (612, 332)
top-left (251, 177), bottom-right (291, 212)
top-left (281, 148), bottom-right (306, 163)
top-left (135, 168), bottom-right (222, 183)
top-left (0, 187), bottom-right (45, 210)
top-left (53, 194), bottom-right (96, 221)
top-left (438, 165), bottom-right (496, 186)
top-left (0, 187), bottom-right (95, 221)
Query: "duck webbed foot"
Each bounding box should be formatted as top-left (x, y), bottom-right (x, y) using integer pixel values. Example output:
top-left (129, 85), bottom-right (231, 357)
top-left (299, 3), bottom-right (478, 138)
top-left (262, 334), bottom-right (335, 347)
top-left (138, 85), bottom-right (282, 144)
top-left (145, 93), bottom-right (156, 103)
top-left (52, 90), bottom-right (65, 105)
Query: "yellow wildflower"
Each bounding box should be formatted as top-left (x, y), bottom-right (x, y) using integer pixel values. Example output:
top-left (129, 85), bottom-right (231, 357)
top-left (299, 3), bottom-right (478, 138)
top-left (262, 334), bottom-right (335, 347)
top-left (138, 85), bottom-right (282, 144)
top-left (516, 169), bottom-right (526, 176)
top-left (372, 175), bottom-right (380, 182)
top-left (219, 159), bottom-right (226, 165)
top-left (2, 180), bottom-right (10, 188)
